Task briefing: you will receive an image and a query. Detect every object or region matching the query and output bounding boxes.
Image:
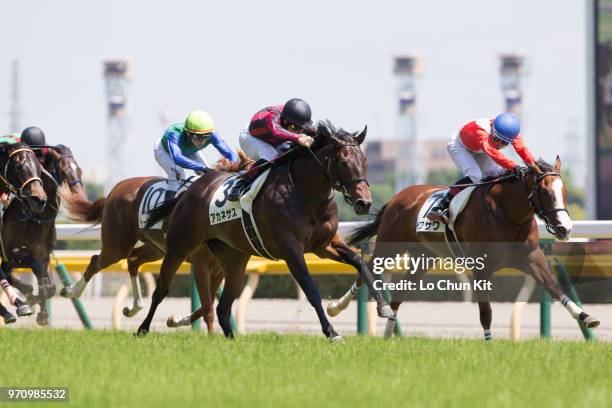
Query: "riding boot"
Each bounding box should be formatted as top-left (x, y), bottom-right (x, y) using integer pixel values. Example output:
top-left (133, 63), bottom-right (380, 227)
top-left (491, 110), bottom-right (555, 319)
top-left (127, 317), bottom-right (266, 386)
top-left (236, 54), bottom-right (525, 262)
top-left (227, 159), bottom-right (268, 202)
top-left (164, 189), bottom-right (176, 202)
top-left (427, 176), bottom-right (473, 224)
top-left (427, 192), bottom-right (452, 224)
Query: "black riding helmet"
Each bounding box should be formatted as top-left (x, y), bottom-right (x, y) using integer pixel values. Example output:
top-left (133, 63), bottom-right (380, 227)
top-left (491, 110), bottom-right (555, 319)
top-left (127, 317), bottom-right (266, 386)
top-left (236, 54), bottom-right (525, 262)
top-left (21, 126), bottom-right (46, 146)
top-left (281, 98), bottom-right (312, 126)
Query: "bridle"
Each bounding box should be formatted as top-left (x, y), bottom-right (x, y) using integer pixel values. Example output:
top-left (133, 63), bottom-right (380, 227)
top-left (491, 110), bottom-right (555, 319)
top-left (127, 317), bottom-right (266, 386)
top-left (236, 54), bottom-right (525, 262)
top-left (289, 141), bottom-right (369, 205)
top-left (0, 148), bottom-right (43, 200)
top-left (450, 168), bottom-right (569, 235)
top-left (525, 170), bottom-right (569, 235)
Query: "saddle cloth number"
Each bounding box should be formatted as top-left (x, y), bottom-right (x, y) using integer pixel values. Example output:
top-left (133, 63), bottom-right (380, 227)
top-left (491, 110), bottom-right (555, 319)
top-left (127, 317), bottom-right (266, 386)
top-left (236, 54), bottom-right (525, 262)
top-left (209, 177), bottom-right (241, 225)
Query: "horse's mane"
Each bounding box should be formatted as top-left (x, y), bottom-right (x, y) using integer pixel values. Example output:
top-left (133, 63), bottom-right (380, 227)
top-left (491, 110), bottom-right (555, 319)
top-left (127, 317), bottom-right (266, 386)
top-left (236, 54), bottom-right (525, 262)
top-left (52, 144), bottom-right (73, 155)
top-left (312, 120), bottom-right (355, 147)
top-left (215, 150), bottom-right (255, 172)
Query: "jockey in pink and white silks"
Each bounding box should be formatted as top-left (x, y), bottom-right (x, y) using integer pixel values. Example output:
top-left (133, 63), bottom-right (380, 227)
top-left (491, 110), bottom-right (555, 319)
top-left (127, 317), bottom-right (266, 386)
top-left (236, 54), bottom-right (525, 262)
top-left (428, 113), bottom-right (537, 224)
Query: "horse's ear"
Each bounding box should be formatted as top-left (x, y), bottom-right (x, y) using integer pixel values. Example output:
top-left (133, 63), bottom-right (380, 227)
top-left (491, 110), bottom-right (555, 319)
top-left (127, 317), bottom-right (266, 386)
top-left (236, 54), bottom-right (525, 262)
top-left (354, 125), bottom-right (367, 145)
top-left (555, 155), bottom-right (561, 172)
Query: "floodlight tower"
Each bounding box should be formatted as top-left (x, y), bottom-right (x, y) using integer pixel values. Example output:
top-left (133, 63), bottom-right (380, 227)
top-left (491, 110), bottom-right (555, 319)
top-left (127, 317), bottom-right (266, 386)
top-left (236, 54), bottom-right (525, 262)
top-left (393, 55), bottom-right (422, 192)
top-left (499, 54), bottom-right (525, 118)
top-left (103, 60), bottom-right (132, 193)
top-left (9, 60), bottom-right (22, 132)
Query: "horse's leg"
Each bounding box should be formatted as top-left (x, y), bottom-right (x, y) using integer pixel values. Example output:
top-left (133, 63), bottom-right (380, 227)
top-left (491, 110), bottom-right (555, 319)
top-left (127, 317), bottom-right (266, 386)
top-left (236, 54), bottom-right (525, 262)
top-left (33, 260), bottom-right (54, 326)
top-left (0, 268), bottom-right (33, 317)
top-left (317, 235), bottom-right (393, 318)
top-left (522, 248), bottom-right (600, 329)
top-left (61, 250), bottom-right (124, 298)
top-left (471, 267), bottom-right (492, 341)
top-left (210, 242), bottom-right (249, 338)
top-left (285, 247), bottom-right (341, 341)
top-left (124, 245), bottom-right (163, 318)
top-left (166, 247), bottom-right (218, 332)
top-left (205, 264), bottom-right (225, 332)
top-left (136, 243), bottom-right (193, 336)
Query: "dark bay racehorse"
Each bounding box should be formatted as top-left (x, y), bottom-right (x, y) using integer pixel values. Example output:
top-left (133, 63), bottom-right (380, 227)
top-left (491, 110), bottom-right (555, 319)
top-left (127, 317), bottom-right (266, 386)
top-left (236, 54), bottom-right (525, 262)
top-left (0, 145), bottom-right (86, 325)
top-left (0, 142), bottom-right (47, 322)
top-left (330, 158), bottom-right (600, 339)
top-left (137, 121), bottom-right (393, 341)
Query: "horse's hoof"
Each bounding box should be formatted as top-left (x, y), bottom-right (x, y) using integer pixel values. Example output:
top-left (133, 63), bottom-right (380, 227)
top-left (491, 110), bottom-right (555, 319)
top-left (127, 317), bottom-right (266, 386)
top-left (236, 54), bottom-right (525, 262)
top-left (327, 302), bottom-right (341, 317)
top-left (330, 335), bottom-right (344, 344)
top-left (123, 306), bottom-right (141, 318)
top-left (3, 313), bottom-right (17, 324)
top-left (36, 312), bottom-right (49, 326)
top-left (585, 315), bottom-right (600, 329)
top-left (377, 304), bottom-right (394, 319)
top-left (167, 315), bottom-right (181, 328)
top-left (134, 328), bottom-right (149, 337)
top-left (16, 304), bottom-right (34, 317)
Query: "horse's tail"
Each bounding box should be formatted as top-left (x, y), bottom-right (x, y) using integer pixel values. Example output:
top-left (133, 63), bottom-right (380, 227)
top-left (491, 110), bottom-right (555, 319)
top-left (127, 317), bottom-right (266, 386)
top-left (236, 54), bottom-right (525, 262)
top-left (62, 190), bottom-right (106, 225)
top-left (346, 204), bottom-right (388, 246)
top-left (144, 196), bottom-right (181, 229)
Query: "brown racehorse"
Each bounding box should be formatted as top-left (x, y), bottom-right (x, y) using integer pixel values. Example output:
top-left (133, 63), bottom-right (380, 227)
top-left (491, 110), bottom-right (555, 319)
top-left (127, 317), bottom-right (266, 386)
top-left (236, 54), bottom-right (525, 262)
top-left (329, 158), bottom-right (600, 339)
top-left (0, 142), bottom-right (47, 321)
top-left (60, 164), bottom-right (230, 332)
top-left (0, 145), bottom-right (86, 325)
top-left (136, 121), bottom-right (393, 341)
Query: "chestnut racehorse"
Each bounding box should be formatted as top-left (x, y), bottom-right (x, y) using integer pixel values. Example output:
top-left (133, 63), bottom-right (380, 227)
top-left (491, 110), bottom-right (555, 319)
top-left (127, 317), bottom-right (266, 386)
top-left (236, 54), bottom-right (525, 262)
top-left (60, 165), bottom-right (230, 332)
top-left (0, 145), bottom-right (86, 325)
top-left (137, 121), bottom-right (393, 341)
top-left (329, 158), bottom-right (600, 339)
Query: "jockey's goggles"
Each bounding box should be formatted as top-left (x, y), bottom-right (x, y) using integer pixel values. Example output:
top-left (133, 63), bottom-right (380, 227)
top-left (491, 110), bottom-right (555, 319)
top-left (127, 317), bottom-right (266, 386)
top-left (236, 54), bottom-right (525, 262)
top-left (190, 132), bottom-right (212, 141)
top-left (286, 122), bottom-right (304, 132)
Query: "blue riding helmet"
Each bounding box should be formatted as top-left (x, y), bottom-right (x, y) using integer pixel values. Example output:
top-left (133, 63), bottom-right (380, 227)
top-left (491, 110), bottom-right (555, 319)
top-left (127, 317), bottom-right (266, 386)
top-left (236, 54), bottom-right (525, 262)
top-left (492, 113), bottom-right (520, 143)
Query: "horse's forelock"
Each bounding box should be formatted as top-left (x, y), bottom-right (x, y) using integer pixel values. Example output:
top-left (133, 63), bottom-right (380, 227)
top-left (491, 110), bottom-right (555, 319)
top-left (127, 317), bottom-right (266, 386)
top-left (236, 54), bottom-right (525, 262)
top-left (314, 120), bottom-right (357, 147)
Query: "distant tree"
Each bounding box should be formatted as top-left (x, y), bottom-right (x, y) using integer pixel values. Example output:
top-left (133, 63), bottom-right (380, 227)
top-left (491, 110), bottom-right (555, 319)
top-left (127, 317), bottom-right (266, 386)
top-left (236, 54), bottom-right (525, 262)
top-left (426, 169), bottom-right (461, 186)
top-left (84, 179), bottom-right (105, 200)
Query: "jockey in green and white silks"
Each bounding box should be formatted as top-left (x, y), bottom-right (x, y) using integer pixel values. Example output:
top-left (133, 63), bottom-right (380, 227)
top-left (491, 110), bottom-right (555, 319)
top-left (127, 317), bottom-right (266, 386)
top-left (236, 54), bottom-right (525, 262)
top-left (154, 110), bottom-right (238, 198)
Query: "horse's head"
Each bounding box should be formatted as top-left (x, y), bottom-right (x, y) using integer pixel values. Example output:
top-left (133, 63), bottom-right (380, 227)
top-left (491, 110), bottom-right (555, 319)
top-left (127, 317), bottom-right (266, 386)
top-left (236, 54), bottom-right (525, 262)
top-left (525, 157), bottom-right (572, 241)
top-left (314, 121), bottom-right (372, 215)
top-left (0, 142), bottom-right (47, 214)
top-left (46, 145), bottom-right (86, 198)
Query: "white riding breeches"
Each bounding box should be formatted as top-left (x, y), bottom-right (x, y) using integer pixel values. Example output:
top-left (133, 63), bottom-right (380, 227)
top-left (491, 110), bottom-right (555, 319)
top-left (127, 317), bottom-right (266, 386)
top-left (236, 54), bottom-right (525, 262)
top-left (447, 132), bottom-right (504, 183)
top-left (153, 139), bottom-right (209, 191)
top-left (239, 129), bottom-right (281, 161)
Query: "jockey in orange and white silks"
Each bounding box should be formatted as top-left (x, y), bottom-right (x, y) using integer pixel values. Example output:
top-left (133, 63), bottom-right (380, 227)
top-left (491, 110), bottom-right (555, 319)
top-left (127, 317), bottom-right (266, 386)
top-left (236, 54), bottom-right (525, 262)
top-left (428, 113), bottom-right (537, 224)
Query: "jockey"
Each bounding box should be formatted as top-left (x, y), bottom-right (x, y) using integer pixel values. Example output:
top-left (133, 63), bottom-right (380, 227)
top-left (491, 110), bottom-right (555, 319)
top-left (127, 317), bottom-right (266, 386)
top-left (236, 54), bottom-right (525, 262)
top-left (154, 110), bottom-right (238, 200)
top-left (427, 113), bottom-right (536, 224)
top-left (226, 98), bottom-right (316, 201)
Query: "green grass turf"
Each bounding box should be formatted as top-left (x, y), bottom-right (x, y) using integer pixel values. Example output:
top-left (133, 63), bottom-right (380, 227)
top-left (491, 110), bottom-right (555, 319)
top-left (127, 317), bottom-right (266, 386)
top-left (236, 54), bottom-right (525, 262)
top-left (1, 329), bottom-right (611, 407)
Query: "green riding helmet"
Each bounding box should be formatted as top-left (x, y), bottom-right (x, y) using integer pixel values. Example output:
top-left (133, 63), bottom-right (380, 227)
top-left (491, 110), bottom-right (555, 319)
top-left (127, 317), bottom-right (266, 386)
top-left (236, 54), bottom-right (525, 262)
top-left (185, 110), bottom-right (215, 134)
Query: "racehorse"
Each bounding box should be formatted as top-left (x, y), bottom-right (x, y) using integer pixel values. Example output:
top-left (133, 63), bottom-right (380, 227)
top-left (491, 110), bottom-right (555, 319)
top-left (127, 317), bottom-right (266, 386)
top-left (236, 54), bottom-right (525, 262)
top-left (0, 142), bottom-right (47, 322)
top-left (136, 121), bottom-right (393, 341)
top-left (0, 145), bottom-right (86, 325)
top-left (329, 158), bottom-right (600, 339)
top-left (59, 162), bottom-right (232, 332)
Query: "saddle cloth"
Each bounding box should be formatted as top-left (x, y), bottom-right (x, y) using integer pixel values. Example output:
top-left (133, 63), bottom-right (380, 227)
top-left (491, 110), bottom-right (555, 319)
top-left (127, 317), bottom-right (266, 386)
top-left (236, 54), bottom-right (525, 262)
top-left (138, 177), bottom-right (198, 230)
top-left (416, 186), bottom-right (477, 258)
top-left (208, 169), bottom-right (277, 260)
